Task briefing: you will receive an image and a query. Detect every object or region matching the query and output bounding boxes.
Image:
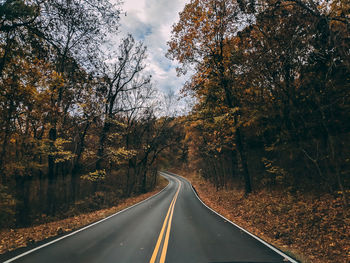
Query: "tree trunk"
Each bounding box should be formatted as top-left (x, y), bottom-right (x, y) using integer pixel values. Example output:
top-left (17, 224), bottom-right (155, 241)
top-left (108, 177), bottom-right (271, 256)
top-left (47, 127), bottom-right (57, 216)
top-left (220, 74), bottom-right (252, 195)
top-left (126, 159), bottom-right (135, 196)
top-left (0, 129), bottom-right (9, 184)
top-left (96, 122), bottom-right (111, 171)
top-left (71, 122), bottom-right (90, 202)
top-left (235, 127), bottom-right (252, 195)
top-left (141, 169), bottom-right (147, 193)
top-left (15, 175), bottom-right (31, 227)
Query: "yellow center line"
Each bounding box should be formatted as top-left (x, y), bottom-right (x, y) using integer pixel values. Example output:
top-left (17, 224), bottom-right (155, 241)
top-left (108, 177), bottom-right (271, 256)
top-left (149, 196), bottom-right (176, 263)
top-left (159, 182), bottom-right (180, 263)
top-left (149, 179), bottom-right (181, 263)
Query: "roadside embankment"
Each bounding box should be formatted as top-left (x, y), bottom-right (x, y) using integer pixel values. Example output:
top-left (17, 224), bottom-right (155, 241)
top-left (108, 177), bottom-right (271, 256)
top-left (0, 176), bottom-right (168, 255)
top-left (183, 172), bottom-right (349, 263)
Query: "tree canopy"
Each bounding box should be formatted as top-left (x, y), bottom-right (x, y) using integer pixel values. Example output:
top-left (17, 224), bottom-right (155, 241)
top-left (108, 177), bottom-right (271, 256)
top-left (0, 0), bottom-right (182, 228)
top-left (168, 0), bottom-right (350, 203)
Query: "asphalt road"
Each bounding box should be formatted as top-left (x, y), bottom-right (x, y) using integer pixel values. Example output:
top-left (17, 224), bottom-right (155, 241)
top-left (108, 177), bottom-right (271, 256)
top-left (2, 172), bottom-right (297, 263)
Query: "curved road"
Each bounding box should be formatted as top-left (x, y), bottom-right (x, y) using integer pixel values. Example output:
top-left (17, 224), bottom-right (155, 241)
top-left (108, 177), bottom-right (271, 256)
top-left (2, 172), bottom-right (297, 263)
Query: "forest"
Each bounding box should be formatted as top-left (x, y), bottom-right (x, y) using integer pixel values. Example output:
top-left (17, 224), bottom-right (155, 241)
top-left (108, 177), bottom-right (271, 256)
top-left (166, 1), bottom-right (349, 260)
top-left (0, 0), bottom-right (349, 259)
top-left (167, 0), bottom-right (350, 202)
top-left (0, 0), bottom-right (184, 228)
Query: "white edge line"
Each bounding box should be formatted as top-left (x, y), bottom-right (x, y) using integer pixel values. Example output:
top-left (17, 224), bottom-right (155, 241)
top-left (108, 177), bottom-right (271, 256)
top-left (4, 174), bottom-right (171, 263)
top-left (164, 171), bottom-right (299, 263)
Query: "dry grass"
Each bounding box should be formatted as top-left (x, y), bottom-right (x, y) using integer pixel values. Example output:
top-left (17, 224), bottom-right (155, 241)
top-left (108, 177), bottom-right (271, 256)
top-left (185, 172), bottom-right (349, 263)
top-left (0, 176), bottom-right (168, 254)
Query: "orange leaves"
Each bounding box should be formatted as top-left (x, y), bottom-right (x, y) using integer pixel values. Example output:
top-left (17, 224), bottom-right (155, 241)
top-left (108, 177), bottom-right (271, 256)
top-left (328, 0), bottom-right (350, 18)
top-left (0, 180), bottom-right (168, 254)
top-left (187, 172), bottom-right (350, 263)
top-left (168, 0), bottom-right (238, 70)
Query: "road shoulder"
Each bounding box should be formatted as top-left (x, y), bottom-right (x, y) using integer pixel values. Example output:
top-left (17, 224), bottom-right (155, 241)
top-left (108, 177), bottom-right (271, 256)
top-left (0, 177), bottom-right (169, 258)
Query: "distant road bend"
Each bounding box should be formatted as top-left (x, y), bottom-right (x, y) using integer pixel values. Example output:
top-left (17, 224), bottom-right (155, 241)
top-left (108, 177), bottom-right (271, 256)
top-left (3, 172), bottom-right (298, 263)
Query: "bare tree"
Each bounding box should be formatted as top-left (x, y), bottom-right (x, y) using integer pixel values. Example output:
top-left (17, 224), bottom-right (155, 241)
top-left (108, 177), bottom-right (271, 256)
top-left (95, 34), bottom-right (152, 172)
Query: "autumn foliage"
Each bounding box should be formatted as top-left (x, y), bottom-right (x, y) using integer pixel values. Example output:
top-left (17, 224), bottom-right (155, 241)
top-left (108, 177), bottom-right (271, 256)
top-left (187, 172), bottom-right (349, 263)
top-left (0, 0), bottom-right (181, 229)
top-left (0, 177), bottom-right (168, 254)
top-left (167, 0), bottom-right (350, 262)
top-left (168, 0), bottom-right (350, 201)
top-left (0, 0), bottom-right (349, 261)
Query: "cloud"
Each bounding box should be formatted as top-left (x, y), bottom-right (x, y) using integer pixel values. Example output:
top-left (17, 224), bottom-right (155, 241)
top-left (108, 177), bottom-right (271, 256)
top-left (115, 0), bottom-right (189, 97)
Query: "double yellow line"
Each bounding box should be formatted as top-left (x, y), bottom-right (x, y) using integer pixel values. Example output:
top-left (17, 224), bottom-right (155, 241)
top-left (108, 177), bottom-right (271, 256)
top-left (149, 179), bottom-right (181, 263)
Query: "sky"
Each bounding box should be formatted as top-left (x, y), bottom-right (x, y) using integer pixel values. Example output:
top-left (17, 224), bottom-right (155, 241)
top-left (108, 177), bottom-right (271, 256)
top-left (114, 0), bottom-right (189, 98)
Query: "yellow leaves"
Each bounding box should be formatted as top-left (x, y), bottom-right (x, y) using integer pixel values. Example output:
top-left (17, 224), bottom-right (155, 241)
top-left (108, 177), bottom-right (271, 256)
top-left (107, 132), bottom-right (122, 141)
top-left (106, 147), bottom-right (136, 165)
top-left (107, 119), bottom-right (127, 128)
top-left (49, 71), bottom-right (65, 92)
top-left (213, 114), bottom-right (226, 124)
top-left (78, 102), bottom-right (87, 109)
top-left (81, 169), bottom-right (106, 182)
top-left (242, 116), bottom-right (257, 128)
top-left (51, 70), bottom-right (63, 80)
top-left (52, 138), bottom-right (76, 163)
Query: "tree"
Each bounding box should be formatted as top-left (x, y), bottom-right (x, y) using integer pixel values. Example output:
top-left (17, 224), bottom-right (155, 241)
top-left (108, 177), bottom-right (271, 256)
top-left (168, 0), bottom-right (349, 204)
top-left (0, 1), bottom-right (183, 228)
top-left (235, 0), bottom-right (350, 203)
top-left (94, 34), bottom-right (151, 174)
top-left (168, 0), bottom-right (253, 194)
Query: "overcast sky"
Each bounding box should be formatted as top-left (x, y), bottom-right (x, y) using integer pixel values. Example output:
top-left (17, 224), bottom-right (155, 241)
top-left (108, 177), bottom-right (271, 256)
top-left (114, 0), bottom-right (189, 98)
